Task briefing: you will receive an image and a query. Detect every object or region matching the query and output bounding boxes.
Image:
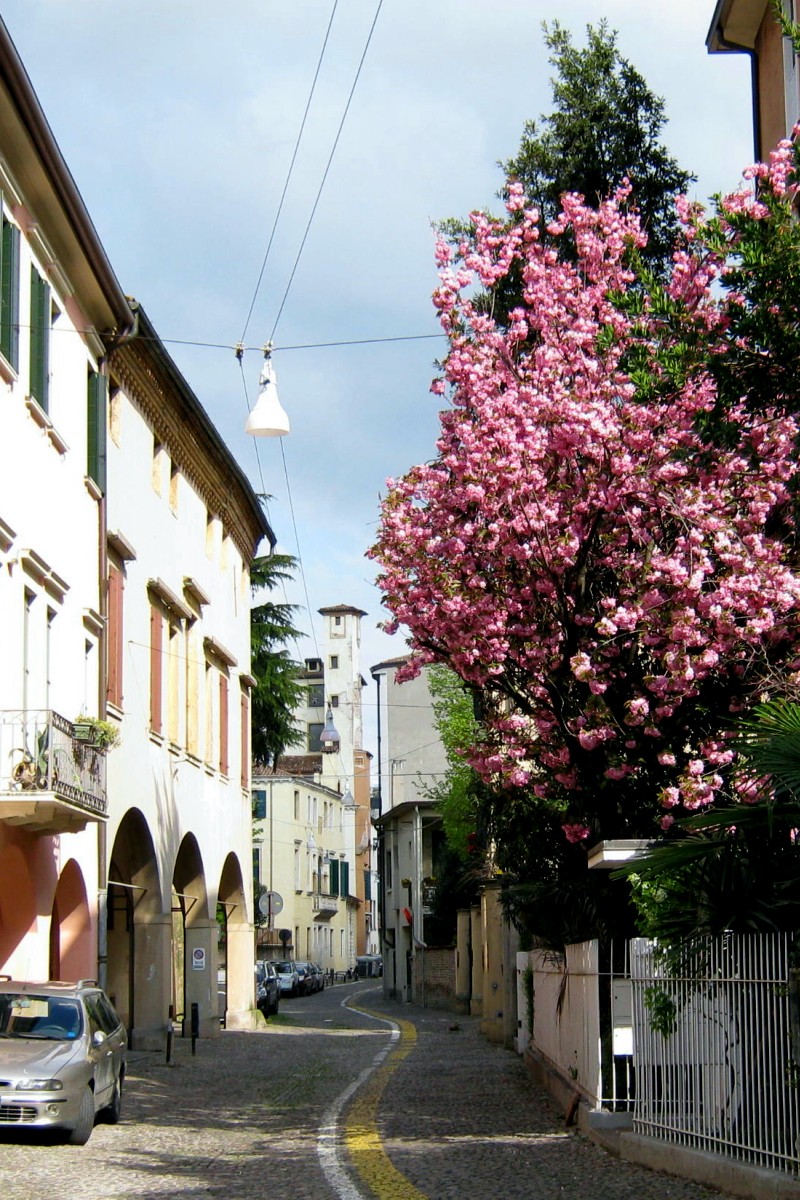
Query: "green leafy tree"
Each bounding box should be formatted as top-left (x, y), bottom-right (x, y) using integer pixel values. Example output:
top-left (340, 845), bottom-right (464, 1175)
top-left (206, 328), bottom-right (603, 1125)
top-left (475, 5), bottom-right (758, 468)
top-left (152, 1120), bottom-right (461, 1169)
top-left (250, 553), bottom-right (304, 768)
top-left (425, 665), bottom-right (482, 858)
top-left (504, 20), bottom-right (692, 274)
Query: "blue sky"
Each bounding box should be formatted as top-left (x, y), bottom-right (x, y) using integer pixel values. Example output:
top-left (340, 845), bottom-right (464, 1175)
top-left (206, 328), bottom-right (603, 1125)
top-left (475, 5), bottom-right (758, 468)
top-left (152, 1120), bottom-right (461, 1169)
top-left (1, 0), bottom-right (754, 749)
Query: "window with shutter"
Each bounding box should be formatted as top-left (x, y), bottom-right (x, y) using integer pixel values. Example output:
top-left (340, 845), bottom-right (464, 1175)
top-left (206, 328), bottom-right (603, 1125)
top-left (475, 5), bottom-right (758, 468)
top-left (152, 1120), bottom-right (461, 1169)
top-left (329, 859), bottom-right (339, 896)
top-left (219, 673), bottom-right (229, 775)
top-left (107, 564), bottom-right (124, 709)
top-left (87, 368), bottom-right (107, 491)
top-left (29, 266), bottom-right (50, 410)
top-left (0, 211), bottom-right (19, 370)
top-left (340, 861), bottom-right (349, 898)
top-left (149, 604), bottom-right (163, 734)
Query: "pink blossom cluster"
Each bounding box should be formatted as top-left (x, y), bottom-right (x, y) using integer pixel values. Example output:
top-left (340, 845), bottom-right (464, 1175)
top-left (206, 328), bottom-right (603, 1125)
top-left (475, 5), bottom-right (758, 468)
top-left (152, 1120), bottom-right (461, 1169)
top-left (370, 164), bottom-right (800, 843)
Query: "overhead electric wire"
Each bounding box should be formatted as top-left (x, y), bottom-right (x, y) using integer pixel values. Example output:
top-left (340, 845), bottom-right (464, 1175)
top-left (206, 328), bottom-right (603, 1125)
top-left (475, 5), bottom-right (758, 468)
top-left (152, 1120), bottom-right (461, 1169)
top-left (239, 0), bottom-right (385, 678)
top-left (239, 0), bottom-right (340, 348)
top-left (267, 0), bottom-right (384, 345)
top-left (279, 436), bottom-right (322, 662)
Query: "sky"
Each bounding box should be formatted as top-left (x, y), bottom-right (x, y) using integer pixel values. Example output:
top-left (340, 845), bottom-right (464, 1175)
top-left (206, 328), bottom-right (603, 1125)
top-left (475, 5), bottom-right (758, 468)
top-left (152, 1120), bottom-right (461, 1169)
top-left (0, 0), bottom-right (755, 756)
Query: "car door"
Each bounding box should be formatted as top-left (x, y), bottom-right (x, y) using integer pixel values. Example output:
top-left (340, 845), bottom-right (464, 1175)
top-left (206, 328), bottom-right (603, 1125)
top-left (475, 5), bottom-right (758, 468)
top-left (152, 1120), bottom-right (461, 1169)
top-left (84, 993), bottom-right (118, 1107)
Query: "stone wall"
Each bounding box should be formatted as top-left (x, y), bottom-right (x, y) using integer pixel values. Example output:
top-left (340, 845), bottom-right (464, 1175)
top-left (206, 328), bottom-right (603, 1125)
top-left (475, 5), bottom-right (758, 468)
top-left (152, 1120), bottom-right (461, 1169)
top-left (412, 946), bottom-right (456, 1009)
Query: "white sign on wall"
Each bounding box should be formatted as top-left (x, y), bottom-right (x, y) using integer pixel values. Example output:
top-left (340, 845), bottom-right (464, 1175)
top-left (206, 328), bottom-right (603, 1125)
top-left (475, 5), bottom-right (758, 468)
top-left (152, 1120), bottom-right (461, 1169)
top-left (191, 947), bottom-right (206, 972)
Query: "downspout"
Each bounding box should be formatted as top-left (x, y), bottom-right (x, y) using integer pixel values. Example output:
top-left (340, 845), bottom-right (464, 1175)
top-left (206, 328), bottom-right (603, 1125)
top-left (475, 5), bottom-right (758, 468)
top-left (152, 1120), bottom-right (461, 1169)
top-left (710, 23), bottom-right (762, 162)
top-left (96, 311), bottom-right (137, 991)
top-left (95, 378), bottom-right (109, 991)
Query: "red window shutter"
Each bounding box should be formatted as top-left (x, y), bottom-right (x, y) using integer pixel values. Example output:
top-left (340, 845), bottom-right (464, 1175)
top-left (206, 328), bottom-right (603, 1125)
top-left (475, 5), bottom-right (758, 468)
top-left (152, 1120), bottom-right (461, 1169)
top-left (107, 565), bottom-right (124, 708)
top-left (240, 690), bottom-right (249, 788)
top-left (219, 674), bottom-right (229, 776)
top-left (150, 605), bottom-right (162, 733)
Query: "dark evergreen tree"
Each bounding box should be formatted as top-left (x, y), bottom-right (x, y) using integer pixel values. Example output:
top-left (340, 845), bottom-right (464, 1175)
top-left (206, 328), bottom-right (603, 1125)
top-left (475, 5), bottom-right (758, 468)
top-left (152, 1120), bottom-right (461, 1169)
top-left (504, 21), bottom-right (693, 275)
top-left (250, 553), bottom-right (304, 769)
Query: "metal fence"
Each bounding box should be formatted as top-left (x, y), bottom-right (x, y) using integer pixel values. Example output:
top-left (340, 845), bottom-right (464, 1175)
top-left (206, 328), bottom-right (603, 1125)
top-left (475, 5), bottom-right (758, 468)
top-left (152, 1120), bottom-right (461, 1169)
top-left (630, 934), bottom-right (800, 1176)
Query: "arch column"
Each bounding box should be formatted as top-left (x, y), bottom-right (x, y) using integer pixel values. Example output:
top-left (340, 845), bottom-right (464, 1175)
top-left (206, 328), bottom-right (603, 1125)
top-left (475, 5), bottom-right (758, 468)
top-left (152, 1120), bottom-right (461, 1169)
top-left (221, 919), bottom-right (257, 1029)
top-left (131, 910), bottom-right (172, 1050)
top-left (183, 916), bottom-right (219, 1038)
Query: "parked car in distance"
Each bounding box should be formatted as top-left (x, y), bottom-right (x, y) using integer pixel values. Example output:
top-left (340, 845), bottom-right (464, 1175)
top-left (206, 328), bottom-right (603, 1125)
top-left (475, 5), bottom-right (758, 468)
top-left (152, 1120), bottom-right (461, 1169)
top-left (356, 954), bottom-right (383, 979)
top-left (273, 961), bottom-right (300, 997)
top-left (307, 963), bottom-right (325, 992)
top-left (255, 961), bottom-right (280, 1017)
top-left (0, 978), bottom-right (127, 1145)
top-left (293, 962), bottom-right (312, 996)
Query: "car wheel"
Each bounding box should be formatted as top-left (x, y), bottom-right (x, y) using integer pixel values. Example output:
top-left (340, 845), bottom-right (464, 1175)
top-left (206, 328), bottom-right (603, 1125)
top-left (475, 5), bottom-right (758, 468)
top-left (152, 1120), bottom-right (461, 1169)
top-left (66, 1086), bottom-right (95, 1145)
top-left (101, 1078), bottom-right (122, 1125)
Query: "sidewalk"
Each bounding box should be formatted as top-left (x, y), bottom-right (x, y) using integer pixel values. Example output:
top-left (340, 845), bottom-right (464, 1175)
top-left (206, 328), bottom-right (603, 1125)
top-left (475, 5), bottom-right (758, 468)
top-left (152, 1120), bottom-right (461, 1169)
top-left (352, 988), bottom-right (723, 1200)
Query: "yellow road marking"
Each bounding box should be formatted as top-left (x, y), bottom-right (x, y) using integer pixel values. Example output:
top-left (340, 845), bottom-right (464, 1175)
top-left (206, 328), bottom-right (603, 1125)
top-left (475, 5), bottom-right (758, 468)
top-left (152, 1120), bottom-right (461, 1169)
top-left (344, 1007), bottom-right (429, 1200)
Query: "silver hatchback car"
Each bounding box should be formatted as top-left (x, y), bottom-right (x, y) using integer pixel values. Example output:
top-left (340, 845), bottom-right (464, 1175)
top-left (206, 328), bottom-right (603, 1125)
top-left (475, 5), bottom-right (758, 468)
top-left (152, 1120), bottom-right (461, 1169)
top-left (0, 978), bottom-right (127, 1144)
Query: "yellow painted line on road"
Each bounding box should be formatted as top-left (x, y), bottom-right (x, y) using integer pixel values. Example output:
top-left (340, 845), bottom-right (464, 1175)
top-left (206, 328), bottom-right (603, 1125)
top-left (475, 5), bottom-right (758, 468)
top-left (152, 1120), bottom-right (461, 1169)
top-left (344, 1006), bottom-right (429, 1200)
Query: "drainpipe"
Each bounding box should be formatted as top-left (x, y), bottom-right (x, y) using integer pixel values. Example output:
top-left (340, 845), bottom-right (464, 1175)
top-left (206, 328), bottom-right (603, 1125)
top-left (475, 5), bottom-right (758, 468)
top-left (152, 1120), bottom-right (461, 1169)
top-left (96, 360), bottom-right (109, 992)
top-left (95, 312), bottom-right (137, 991)
top-left (709, 21), bottom-right (762, 161)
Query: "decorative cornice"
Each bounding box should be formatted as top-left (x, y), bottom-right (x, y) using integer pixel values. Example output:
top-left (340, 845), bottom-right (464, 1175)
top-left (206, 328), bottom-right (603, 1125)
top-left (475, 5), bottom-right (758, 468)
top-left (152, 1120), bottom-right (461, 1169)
top-left (148, 577), bottom-right (193, 621)
top-left (203, 634), bottom-right (237, 668)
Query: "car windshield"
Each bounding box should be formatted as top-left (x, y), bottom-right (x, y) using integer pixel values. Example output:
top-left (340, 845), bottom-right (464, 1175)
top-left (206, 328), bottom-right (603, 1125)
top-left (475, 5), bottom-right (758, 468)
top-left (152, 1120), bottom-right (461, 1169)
top-left (0, 993), bottom-right (83, 1040)
top-left (274, 963), bottom-right (293, 975)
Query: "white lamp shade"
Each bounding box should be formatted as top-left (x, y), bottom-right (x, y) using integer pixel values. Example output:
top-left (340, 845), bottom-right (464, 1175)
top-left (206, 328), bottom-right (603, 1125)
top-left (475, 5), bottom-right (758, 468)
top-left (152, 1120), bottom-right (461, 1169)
top-left (245, 359), bottom-right (290, 437)
top-left (320, 707), bottom-right (341, 753)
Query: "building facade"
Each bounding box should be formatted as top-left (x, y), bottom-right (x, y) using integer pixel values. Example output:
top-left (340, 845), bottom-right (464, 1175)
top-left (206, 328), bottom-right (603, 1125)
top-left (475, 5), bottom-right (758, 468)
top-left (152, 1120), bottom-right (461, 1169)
top-left (252, 604), bottom-right (377, 970)
top-left (370, 656), bottom-right (446, 1001)
top-left (0, 17), bottom-right (271, 1048)
top-left (103, 306), bottom-right (272, 1045)
top-left (0, 16), bottom-right (134, 987)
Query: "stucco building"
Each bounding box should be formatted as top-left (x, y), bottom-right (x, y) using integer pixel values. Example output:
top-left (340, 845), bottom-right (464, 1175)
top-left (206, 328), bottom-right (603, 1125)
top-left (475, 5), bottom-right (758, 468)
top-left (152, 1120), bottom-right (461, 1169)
top-left (0, 16), bottom-right (134, 989)
top-left (370, 656), bottom-right (446, 1001)
top-left (252, 604), bottom-right (377, 971)
top-left (0, 16), bottom-right (271, 1048)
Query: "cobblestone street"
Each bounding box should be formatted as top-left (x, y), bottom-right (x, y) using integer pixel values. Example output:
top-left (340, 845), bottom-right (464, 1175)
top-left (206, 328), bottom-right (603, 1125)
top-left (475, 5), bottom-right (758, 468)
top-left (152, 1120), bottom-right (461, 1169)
top-left (0, 982), bottom-right (725, 1200)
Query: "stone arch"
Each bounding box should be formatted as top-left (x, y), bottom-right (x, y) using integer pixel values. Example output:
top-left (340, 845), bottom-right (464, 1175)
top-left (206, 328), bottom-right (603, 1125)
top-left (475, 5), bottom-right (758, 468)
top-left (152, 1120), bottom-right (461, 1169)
top-left (172, 833), bottom-right (214, 1036)
top-left (49, 858), bottom-right (92, 982)
top-left (107, 808), bottom-right (166, 1048)
top-left (0, 844), bottom-right (37, 973)
top-left (217, 852), bottom-right (254, 1028)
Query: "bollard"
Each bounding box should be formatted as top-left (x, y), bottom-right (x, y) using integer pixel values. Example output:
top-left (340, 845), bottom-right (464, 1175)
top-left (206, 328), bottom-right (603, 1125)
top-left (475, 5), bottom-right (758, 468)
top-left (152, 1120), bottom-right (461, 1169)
top-left (190, 1001), bottom-right (199, 1056)
top-left (166, 1004), bottom-right (174, 1063)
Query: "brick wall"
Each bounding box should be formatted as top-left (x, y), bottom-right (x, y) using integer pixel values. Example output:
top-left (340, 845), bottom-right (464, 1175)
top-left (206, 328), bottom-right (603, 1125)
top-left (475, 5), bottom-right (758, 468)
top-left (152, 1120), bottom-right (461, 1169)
top-left (412, 946), bottom-right (456, 1009)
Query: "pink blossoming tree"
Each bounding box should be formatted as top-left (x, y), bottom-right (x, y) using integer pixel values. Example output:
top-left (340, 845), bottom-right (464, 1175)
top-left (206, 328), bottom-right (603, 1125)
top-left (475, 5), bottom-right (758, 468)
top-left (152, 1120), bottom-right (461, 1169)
top-left (370, 140), bottom-right (800, 866)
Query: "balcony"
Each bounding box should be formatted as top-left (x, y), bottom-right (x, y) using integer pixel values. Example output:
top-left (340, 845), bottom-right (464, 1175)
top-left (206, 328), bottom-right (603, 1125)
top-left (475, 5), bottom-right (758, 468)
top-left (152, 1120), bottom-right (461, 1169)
top-left (0, 710), bottom-right (109, 833)
top-left (312, 893), bottom-right (339, 916)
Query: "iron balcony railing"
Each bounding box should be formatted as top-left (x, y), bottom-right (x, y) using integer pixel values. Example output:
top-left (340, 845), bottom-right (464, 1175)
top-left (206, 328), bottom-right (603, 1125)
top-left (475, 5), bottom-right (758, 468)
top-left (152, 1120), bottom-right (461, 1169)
top-left (0, 709), bottom-right (108, 821)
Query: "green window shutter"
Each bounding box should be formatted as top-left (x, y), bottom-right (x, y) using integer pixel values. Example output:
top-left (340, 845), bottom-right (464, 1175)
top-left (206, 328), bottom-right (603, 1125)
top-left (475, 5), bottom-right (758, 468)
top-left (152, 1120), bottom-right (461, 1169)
top-left (340, 861), bottom-right (349, 898)
top-left (329, 859), bottom-right (339, 896)
top-left (0, 215), bottom-right (19, 369)
top-left (364, 868), bottom-right (371, 901)
top-left (29, 267), bottom-right (50, 410)
top-left (87, 368), bottom-right (107, 492)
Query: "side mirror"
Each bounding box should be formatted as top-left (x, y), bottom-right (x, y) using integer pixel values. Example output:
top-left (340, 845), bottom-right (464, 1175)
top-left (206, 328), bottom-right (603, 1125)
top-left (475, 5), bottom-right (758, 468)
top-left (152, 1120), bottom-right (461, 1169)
top-left (92, 1029), bottom-right (107, 1048)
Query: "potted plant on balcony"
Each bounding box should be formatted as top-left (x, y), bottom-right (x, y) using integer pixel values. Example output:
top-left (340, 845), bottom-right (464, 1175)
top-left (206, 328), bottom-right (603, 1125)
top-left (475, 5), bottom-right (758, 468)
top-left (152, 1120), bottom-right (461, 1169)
top-left (11, 726), bottom-right (50, 789)
top-left (72, 715), bottom-right (120, 751)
